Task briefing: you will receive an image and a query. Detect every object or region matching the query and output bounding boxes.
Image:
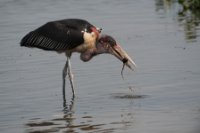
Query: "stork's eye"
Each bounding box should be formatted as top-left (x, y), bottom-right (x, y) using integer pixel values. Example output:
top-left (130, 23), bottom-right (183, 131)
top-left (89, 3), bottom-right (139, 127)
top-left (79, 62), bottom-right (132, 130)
top-left (99, 35), bottom-right (117, 47)
top-left (107, 37), bottom-right (116, 47)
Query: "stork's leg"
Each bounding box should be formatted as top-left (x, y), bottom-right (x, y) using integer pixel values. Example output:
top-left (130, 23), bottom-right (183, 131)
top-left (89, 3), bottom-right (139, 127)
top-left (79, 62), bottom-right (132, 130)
top-left (67, 57), bottom-right (75, 96)
top-left (62, 59), bottom-right (68, 102)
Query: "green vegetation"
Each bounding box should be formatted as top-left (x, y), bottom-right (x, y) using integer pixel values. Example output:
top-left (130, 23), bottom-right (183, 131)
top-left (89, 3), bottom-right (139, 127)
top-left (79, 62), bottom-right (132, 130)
top-left (177, 0), bottom-right (200, 41)
top-left (156, 0), bottom-right (200, 41)
top-left (178, 0), bottom-right (200, 10)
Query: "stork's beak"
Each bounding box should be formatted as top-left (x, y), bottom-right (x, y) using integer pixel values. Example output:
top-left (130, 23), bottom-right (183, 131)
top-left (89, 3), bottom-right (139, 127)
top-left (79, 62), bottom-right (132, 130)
top-left (110, 44), bottom-right (136, 70)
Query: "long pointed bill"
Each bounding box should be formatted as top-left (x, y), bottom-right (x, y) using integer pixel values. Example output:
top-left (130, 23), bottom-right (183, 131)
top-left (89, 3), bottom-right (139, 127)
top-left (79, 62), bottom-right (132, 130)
top-left (110, 44), bottom-right (136, 71)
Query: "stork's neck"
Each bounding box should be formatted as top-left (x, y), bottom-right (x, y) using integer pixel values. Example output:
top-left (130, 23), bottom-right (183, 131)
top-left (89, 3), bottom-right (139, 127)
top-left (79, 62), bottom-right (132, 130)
top-left (80, 42), bottom-right (108, 62)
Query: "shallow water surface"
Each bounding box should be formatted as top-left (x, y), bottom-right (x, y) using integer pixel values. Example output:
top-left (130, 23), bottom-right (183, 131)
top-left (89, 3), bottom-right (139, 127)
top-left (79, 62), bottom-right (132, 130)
top-left (0, 0), bottom-right (200, 133)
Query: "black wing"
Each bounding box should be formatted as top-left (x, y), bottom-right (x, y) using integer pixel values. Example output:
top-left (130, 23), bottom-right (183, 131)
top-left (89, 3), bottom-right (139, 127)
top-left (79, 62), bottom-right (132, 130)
top-left (20, 19), bottom-right (95, 51)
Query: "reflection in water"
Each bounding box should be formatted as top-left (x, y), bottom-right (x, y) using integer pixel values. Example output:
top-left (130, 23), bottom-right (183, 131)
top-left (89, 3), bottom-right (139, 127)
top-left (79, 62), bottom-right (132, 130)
top-left (155, 0), bottom-right (175, 12)
top-left (155, 0), bottom-right (200, 42)
top-left (178, 7), bottom-right (200, 41)
top-left (111, 93), bottom-right (147, 99)
top-left (62, 96), bottom-right (75, 133)
top-left (25, 95), bottom-right (135, 133)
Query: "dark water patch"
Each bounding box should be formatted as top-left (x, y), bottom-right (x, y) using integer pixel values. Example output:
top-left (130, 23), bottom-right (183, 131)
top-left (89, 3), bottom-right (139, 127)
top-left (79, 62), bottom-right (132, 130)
top-left (82, 116), bottom-right (93, 118)
top-left (80, 124), bottom-right (105, 131)
top-left (26, 121), bottom-right (59, 127)
top-left (29, 118), bottom-right (41, 120)
top-left (68, 124), bottom-right (90, 128)
top-left (27, 127), bottom-right (60, 133)
top-left (110, 121), bottom-right (132, 125)
top-left (52, 117), bottom-right (75, 121)
top-left (26, 120), bottom-right (67, 133)
top-left (52, 118), bottom-right (67, 121)
top-left (111, 93), bottom-right (148, 99)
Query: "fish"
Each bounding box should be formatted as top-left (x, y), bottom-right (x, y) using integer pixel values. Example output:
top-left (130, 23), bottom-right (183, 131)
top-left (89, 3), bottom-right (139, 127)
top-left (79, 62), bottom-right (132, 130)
top-left (121, 58), bottom-right (128, 79)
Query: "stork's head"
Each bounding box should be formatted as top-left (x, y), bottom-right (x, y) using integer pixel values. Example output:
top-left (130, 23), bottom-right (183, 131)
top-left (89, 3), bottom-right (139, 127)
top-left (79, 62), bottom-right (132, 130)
top-left (97, 35), bottom-right (136, 70)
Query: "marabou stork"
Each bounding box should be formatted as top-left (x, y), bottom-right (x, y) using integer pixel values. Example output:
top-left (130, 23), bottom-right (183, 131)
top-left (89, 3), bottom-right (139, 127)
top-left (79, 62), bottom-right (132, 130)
top-left (20, 19), bottom-right (136, 97)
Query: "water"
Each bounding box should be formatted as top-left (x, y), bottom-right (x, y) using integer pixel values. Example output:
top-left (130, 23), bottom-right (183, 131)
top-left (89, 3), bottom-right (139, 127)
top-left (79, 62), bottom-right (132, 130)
top-left (0, 0), bottom-right (200, 133)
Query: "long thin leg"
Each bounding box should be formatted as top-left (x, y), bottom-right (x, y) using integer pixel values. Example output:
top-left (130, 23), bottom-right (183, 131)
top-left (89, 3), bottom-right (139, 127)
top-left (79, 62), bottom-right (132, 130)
top-left (62, 59), bottom-right (68, 103)
top-left (67, 57), bottom-right (75, 97)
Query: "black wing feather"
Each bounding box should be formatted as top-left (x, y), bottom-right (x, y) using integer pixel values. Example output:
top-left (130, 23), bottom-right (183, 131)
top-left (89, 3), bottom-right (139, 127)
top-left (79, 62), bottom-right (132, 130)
top-left (20, 19), bottom-right (94, 51)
